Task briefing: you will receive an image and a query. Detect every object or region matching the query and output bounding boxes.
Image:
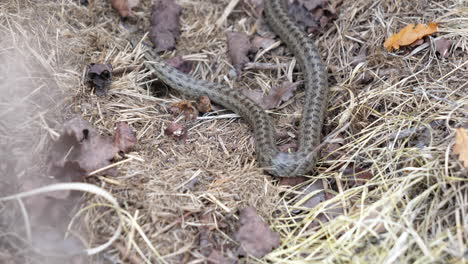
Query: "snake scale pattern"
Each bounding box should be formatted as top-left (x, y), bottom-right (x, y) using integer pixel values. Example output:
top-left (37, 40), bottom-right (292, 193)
top-left (136, 0), bottom-right (329, 177)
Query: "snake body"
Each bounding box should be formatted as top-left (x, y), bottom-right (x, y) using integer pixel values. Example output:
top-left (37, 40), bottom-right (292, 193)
top-left (138, 0), bottom-right (329, 177)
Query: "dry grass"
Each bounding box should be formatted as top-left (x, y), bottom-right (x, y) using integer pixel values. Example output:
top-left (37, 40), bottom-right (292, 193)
top-left (0, 0), bottom-right (467, 263)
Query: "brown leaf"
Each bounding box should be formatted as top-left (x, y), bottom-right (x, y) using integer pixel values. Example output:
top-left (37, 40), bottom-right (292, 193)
top-left (251, 35), bottom-right (276, 51)
top-left (164, 122), bottom-right (187, 140)
top-left (114, 122), bottom-right (137, 153)
top-left (166, 56), bottom-right (192, 74)
top-left (453, 128), bottom-right (468, 168)
top-left (264, 81), bottom-right (300, 108)
top-left (286, 0), bottom-right (334, 34)
top-left (297, 181), bottom-right (326, 209)
top-left (241, 89), bottom-right (264, 107)
top-left (48, 117), bottom-right (119, 179)
top-left (244, 81), bottom-right (300, 110)
top-left (435, 38), bottom-right (453, 58)
top-left (196, 96), bottom-right (212, 113)
top-left (149, 0), bottom-right (183, 52)
top-left (384, 22), bottom-right (438, 51)
top-left (342, 165), bottom-right (373, 187)
top-left (86, 63), bottom-right (113, 96)
top-left (111, 0), bottom-right (130, 17)
top-left (278, 176), bottom-right (307, 186)
top-left (226, 32), bottom-right (253, 74)
top-left (49, 160), bottom-right (87, 183)
top-left (111, 0), bottom-right (139, 17)
top-left (235, 207), bottom-right (280, 258)
top-left (207, 250), bottom-right (234, 264)
top-left (169, 100), bottom-right (199, 120)
top-left (77, 129), bottom-right (119, 175)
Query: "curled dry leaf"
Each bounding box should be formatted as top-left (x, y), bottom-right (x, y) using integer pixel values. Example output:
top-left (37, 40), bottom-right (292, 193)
top-left (86, 63), bottom-right (113, 96)
top-left (296, 181), bottom-right (326, 210)
top-left (278, 175), bottom-right (307, 187)
top-left (384, 22), bottom-right (438, 51)
top-left (166, 55), bottom-right (192, 74)
top-left (435, 38), bottom-right (453, 58)
top-left (226, 31), bottom-right (253, 74)
top-left (114, 122), bottom-right (137, 153)
top-left (111, 0), bottom-right (139, 18)
top-left (48, 116), bottom-right (120, 180)
top-left (235, 207), bottom-right (280, 258)
top-left (164, 122), bottom-right (187, 140)
top-left (251, 35), bottom-right (276, 51)
top-left (207, 250), bottom-right (234, 264)
top-left (149, 0), bottom-right (182, 51)
top-left (196, 96), bottom-right (212, 113)
top-left (287, 0), bottom-right (336, 34)
top-left (169, 100), bottom-right (199, 120)
top-left (453, 128), bottom-right (468, 169)
top-left (342, 165), bottom-right (373, 187)
top-left (243, 81), bottom-right (300, 109)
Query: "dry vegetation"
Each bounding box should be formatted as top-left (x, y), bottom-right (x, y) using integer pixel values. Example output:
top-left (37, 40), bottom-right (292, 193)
top-left (0, 0), bottom-right (467, 263)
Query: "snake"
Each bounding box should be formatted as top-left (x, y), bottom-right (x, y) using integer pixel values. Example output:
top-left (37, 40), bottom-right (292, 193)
top-left (135, 0), bottom-right (329, 177)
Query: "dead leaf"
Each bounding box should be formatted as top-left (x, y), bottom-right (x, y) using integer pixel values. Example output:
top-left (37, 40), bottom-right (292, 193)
top-left (235, 207), bottom-right (280, 258)
top-left (207, 250), bottom-right (234, 264)
top-left (114, 122), bottom-right (137, 153)
top-left (278, 176), bottom-right (307, 186)
top-left (287, 0), bottom-right (336, 34)
top-left (164, 122), bottom-right (187, 140)
top-left (169, 100), bottom-right (199, 120)
top-left (149, 0), bottom-right (182, 52)
top-left (243, 81), bottom-right (300, 109)
top-left (196, 96), bottom-right (212, 113)
top-left (166, 56), bottom-right (192, 74)
top-left (49, 160), bottom-right (88, 183)
top-left (435, 38), bottom-right (453, 58)
top-left (384, 22), bottom-right (438, 51)
top-left (342, 165), bottom-right (373, 187)
top-left (48, 117), bottom-right (119, 179)
top-left (453, 128), bottom-right (468, 168)
top-left (226, 32), bottom-right (253, 74)
top-left (111, 0), bottom-right (130, 17)
top-left (86, 63), bottom-right (112, 96)
top-left (111, 0), bottom-right (139, 17)
top-left (296, 181), bottom-right (326, 210)
top-left (251, 35), bottom-right (276, 51)
top-left (264, 81), bottom-right (300, 108)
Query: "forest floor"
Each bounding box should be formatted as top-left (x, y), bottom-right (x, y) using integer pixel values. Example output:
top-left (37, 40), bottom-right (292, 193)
top-left (0, 0), bottom-right (467, 263)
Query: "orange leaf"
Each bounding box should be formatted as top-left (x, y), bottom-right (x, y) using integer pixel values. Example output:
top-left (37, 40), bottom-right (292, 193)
top-left (453, 128), bottom-right (468, 169)
top-left (384, 22), bottom-right (438, 51)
